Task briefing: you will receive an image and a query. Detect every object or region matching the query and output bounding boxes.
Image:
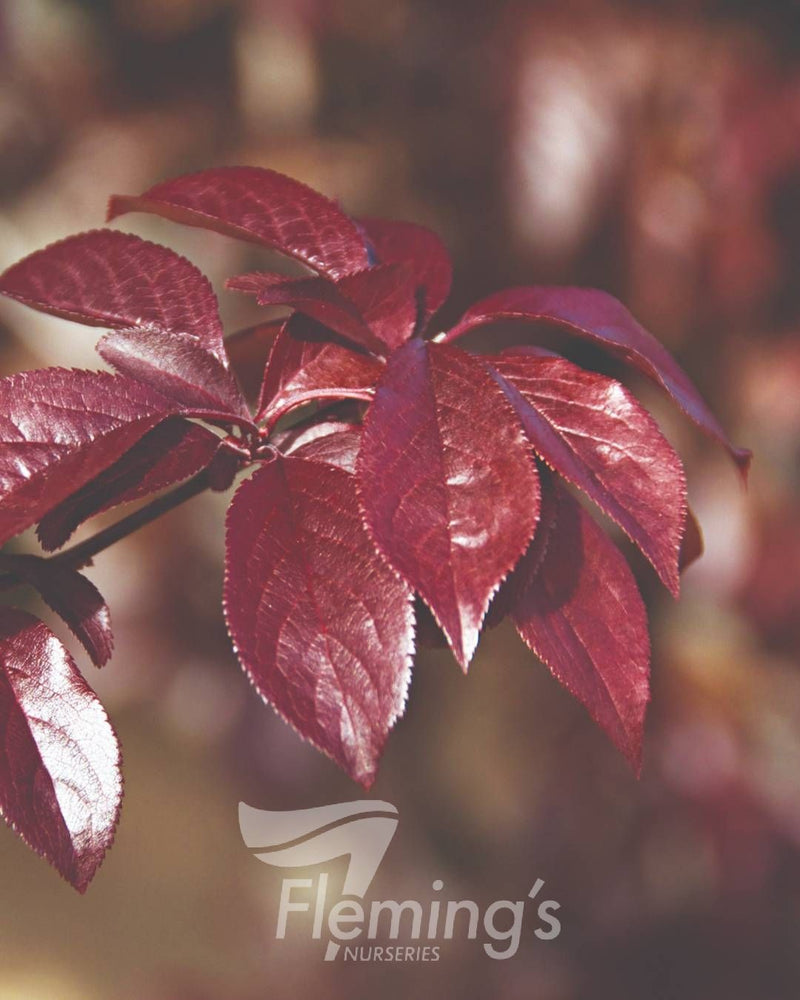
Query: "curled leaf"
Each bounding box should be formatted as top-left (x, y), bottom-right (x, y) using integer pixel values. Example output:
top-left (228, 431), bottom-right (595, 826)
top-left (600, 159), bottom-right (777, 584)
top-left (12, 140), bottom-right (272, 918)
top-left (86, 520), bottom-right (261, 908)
top-left (336, 264), bottom-right (419, 350)
top-left (228, 272), bottom-right (385, 355)
top-left (2, 557), bottom-right (113, 668)
top-left (447, 286), bottom-right (751, 474)
top-left (224, 321), bottom-right (283, 406)
top-left (229, 263), bottom-right (418, 355)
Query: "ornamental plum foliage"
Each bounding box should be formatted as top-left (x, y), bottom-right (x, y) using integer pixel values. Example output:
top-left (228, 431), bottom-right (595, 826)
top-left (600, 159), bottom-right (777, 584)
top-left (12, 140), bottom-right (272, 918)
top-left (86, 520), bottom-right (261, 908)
top-left (0, 168), bottom-right (749, 889)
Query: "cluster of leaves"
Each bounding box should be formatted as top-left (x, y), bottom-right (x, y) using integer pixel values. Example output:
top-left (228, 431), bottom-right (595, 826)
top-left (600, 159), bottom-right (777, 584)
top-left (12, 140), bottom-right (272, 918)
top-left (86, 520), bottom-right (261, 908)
top-left (0, 167), bottom-right (749, 891)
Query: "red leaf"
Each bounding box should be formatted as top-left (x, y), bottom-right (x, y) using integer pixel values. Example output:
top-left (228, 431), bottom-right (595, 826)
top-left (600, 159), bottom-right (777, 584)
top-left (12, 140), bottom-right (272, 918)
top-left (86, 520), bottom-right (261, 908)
top-left (3, 557), bottom-right (113, 667)
top-left (357, 340), bottom-right (541, 668)
top-left (224, 322), bottom-right (283, 405)
top-left (108, 167), bottom-right (369, 280)
top-left (224, 456), bottom-right (414, 785)
top-left (0, 368), bottom-right (178, 546)
top-left (0, 230), bottom-right (246, 416)
top-left (257, 319), bottom-right (382, 426)
top-left (0, 609), bottom-right (122, 891)
top-left (97, 326), bottom-right (246, 416)
top-left (487, 350), bottom-right (686, 595)
top-left (0, 230), bottom-right (223, 353)
top-left (359, 218), bottom-right (452, 326)
top-left (285, 421), bottom-right (362, 473)
top-left (336, 264), bottom-right (419, 350)
top-left (229, 263), bottom-right (418, 354)
top-left (228, 272), bottom-right (385, 354)
top-left (508, 480), bottom-right (650, 772)
top-left (446, 287), bottom-right (751, 474)
top-left (37, 418), bottom-right (220, 551)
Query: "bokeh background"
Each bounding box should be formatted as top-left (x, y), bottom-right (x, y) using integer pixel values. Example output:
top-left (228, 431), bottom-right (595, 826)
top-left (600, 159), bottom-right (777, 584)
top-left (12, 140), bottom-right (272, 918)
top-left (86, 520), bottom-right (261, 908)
top-left (1, 0), bottom-right (799, 997)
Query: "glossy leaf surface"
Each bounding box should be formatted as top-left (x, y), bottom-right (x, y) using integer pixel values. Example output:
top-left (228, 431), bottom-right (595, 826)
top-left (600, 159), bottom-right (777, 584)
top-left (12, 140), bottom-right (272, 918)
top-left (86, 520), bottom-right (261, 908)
top-left (448, 286), bottom-right (751, 473)
top-left (4, 557), bottom-right (114, 668)
top-left (0, 609), bottom-right (121, 891)
top-left (109, 167), bottom-right (369, 279)
top-left (508, 482), bottom-right (650, 771)
top-left (37, 418), bottom-right (220, 551)
top-left (224, 456), bottom-right (414, 785)
top-left (286, 422), bottom-right (362, 473)
top-left (0, 229), bottom-right (245, 415)
top-left (488, 349), bottom-right (686, 594)
top-left (0, 368), bottom-right (177, 545)
top-left (359, 218), bottom-right (452, 325)
top-left (0, 165), bottom-right (751, 850)
top-left (257, 320), bottom-right (382, 425)
top-left (357, 339), bottom-right (541, 667)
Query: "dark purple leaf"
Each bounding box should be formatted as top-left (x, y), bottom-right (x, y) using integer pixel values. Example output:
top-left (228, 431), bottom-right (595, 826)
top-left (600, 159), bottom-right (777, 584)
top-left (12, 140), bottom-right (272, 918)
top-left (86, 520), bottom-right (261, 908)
top-left (508, 480), bottom-right (650, 772)
top-left (37, 418), bottom-right (220, 551)
top-left (487, 350), bottom-right (686, 594)
top-left (357, 340), bottom-right (541, 668)
top-left (108, 167), bottom-right (369, 279)
top-left (227, 272), bottom-right (385, 354)
top-left (0, 368), bottom-right (179, 546)
top-left (257, 320), bottom-right (382, 426)
top-left (0, 608), bottom-right (122, 891)
top-left (336, 264), bottom-right (418, 350)
top-left (224, 321), bottom-right (283, 405)
top-left (446, 287), bottom-right (751, 474)
top-left (3, 557), bottom-right (113, 667)
top-left (229, 262), bottom-right (418, 354)
top-left (0, 229), bottom-right (246, 416)
top-left (359, 218), bottom-right (452, 325)
top-left (97, 326), bottom-right (246, 416)
top-left (224, 456), bottom-right (414, 786)
top-left (0, 230), bottom-right (224, 355)
top-left (285, 421), bottom-right (362, 473)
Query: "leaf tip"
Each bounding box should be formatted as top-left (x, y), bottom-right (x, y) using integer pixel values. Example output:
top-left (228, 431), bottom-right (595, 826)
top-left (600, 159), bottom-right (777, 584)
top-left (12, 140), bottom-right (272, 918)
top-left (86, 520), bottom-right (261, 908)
top-left (106, 194), bottom-right (136, 224)
top-left (666, 568), bottom-right (681, 600)
top-left (624, 734), bottom-right (645, 778)
top-left (455, 631), bottom-right (479, 673)
top-left (734, 446), bottom-right (753, 483)
top-left (355, 768), bottom-right (378, 791)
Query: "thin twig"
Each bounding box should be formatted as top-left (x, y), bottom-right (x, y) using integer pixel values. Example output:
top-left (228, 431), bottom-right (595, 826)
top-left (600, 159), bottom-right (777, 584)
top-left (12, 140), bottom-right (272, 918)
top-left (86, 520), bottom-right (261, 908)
top-left (0, 399), bottom-right (362, 593)
top-left (0, 469), bottom-right (212, 591)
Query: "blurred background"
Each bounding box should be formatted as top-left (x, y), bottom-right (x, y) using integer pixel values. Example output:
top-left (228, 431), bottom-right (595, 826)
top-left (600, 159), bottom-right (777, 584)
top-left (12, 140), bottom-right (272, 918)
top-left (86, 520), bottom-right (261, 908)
top-left (1, 0), bottom-right (799, 997)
